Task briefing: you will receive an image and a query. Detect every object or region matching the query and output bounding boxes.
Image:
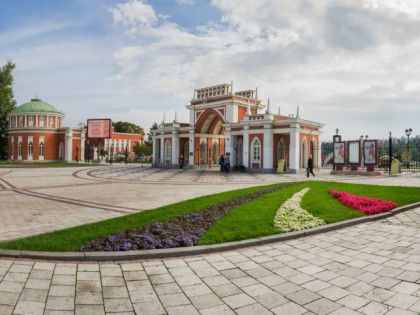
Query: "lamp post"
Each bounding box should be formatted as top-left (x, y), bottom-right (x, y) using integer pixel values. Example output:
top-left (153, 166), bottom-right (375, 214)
top-left (76, 146), bottom-right (79, 163)
top-left (405, 128), bottom-right (412, 169)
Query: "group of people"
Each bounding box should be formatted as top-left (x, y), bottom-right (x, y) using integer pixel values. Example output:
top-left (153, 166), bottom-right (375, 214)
top-left (219, 154), bottom-right (230, 173)
top-left (179, 153), bottom-right (315, 177)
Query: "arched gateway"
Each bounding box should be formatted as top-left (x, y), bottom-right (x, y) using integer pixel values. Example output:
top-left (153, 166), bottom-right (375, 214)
top-left (152, 83), bottom-right (324, 173)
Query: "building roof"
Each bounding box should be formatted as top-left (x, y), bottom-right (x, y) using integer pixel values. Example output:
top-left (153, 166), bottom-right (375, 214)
top-left (12, 98), bottom-right (62, 114)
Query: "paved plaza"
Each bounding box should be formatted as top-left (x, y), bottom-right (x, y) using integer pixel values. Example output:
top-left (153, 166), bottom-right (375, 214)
top-left (1, 166), bottom-right (420, 314)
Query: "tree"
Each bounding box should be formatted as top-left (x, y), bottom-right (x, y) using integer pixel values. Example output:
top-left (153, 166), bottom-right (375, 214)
top-left (133, 142), bottom-right (152, 158)
top-left (112, 121), bottom-right (144, 138)
top-left (145, 122), bottom-right (159, 147)
top-left (0, 60), bottom-right (16, 160)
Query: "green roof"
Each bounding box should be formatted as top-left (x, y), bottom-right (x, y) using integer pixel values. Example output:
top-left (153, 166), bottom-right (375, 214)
top-left (13, 98), bottom-right (62, 114)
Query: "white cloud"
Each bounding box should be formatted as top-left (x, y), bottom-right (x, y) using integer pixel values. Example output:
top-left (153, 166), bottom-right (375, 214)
top-left (109, 0), bottom-right (158, 27)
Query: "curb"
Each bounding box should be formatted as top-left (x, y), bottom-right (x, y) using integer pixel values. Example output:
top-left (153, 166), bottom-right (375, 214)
top-left (1, 202), bottom-right (420, 262)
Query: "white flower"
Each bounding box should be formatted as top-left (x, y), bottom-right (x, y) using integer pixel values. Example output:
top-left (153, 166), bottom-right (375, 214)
top-left (274, 188), bottom-right (325, 232)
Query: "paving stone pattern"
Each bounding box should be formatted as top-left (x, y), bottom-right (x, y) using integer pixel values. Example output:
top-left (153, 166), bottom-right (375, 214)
top-left (1, 166), bottom-right (420, 314)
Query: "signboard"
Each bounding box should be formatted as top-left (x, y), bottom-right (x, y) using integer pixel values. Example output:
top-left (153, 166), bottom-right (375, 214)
top-left (364, 140), bottom-right (377, 165)
top-left (333, 142), bottom-right (345, 164)
top-left (348, 141), bottom-right (360, 164)
top-left (87, 119), bottom-right (112, 139)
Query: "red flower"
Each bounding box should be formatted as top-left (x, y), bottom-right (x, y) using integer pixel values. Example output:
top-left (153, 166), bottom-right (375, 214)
top-left (329, 190), bottom-right (397, 215)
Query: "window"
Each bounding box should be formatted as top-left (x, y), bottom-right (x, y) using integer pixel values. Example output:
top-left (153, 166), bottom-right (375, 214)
top-left (165, 141), bottom-right (171, 160)
top-left (18, 141), bottom-right (22, 156)
top-left (278, 138), bottom-right (285, 160)
top-left (28, 141), bottom-right (33, 156)
top-left (40, 116), bottom-right (44, 127)
top-left (39, 142), bottom-right (44, 156)
top-left (252, 138), bottom-right (261, 162)
top-left (59, 143), bottom-right (64, 160)
top-left (19, 116), bottom-right (23, 127)
top-left (28, 116), bottom-right (34, 127)
top-left (49, 116), bottom-right (54, 127)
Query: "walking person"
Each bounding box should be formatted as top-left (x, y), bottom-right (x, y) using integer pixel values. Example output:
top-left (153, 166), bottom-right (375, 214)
top-left (307, 154), bottom-right (315, 177)
top-left (178, 154), bottom-right (184, 171)
top-left (224, 154), bottom-right (231, 173)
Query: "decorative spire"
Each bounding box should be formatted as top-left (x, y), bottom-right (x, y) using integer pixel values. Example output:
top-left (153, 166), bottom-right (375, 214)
top-left (231, 81), bottom-right (234, 95)
top-left (162, 112), bottom-right (166, 124)
top-left (296, 105), bottom-right (300, 119)
top-left (174, 111), bottom-right (178, 122)
top-left (266, 98), bottom-right (270, 114)
top-left (278, 107), bottom-right (281, 115)
top-left (247, 100), bottom-right (251, 115)
top-left (255, 87), bottom-right (258, 101)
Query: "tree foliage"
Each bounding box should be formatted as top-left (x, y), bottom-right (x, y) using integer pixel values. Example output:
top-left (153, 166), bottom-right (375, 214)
top-left (0, 60), bottom-right (16, 160)
top-left (134, 142), bottom-right (152, 157)
top-left (112, 121), bottom-right (144, 137)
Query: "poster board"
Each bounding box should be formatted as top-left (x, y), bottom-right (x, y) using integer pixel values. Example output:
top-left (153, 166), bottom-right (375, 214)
top-left (277, 159), bottom-right (285, 173)
top-left (333, 142), bottom-right (345, 164)
top-left (348, 141), bottom-right (360, 164)
top-left (364, 140), bottom-right (377, 165)
top-left (87, 119), bottom-right (112, 139)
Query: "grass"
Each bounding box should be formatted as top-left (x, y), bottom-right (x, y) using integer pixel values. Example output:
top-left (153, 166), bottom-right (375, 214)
top-left (0, 161), bottom-right (105, 168)
top-left (1, 181), bottom-right (419, 251)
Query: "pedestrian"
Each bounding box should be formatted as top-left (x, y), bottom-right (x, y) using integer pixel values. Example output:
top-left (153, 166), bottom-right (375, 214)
top-left (307, 154), bottom-right (315, 177)
top-left (178, 154), bottom-right (184, 171)
top-left (219, 155), bottom-right (225, 172)
top-left (224, 154), bottom-right (230, 173)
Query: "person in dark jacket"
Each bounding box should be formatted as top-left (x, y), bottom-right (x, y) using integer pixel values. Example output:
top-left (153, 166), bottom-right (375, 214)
top-left (307, 155), bottom-right (315, 177)
top-left (219, 155), bottom-right (225, 172)
top-left (178, 154), bottom-right (184, 171)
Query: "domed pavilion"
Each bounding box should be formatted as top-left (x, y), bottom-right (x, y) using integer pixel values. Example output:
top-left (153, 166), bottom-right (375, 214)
top-left (7, 98), bottom-right (85, 162)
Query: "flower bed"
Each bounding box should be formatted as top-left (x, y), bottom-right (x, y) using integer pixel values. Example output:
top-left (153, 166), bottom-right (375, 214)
top-left (274, 188), bottom-right (325, 232)
top-left (329, 190), bottom-right (397, 215)
top-left (80, 186), bottom-right (290, 251)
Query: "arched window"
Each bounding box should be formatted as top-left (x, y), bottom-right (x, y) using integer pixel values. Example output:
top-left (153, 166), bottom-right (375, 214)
top-left (28, 141), bottom-right (33, 156)
top-left (165, 140), bottom-right (171, 160)
top-left (39, 142), bottom-right (44, 157)
top-left (18, 141), bottom-right (22, 156)
top-left (200, 141), bottom-right (207, 165)
top-left (212, 142), bottom-right (218, 164)
top-left (277, 138), bottom-right (285, 160)
top-left (251, 138), bottom-right (261, 162)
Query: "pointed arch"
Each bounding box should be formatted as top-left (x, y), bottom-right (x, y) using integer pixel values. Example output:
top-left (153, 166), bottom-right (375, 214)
top-left (251, 137), bottom-right (261, 163)
top-left (277, 138), bottom-right (286, 161)
top-left (165, 140), bottom-right (171, 160)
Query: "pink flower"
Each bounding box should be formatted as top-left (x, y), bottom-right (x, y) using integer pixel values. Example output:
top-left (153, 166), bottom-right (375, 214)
top-left (329, 190), bottom-right (397, 215)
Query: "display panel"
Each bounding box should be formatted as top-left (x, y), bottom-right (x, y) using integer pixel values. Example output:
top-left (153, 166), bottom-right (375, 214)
top-left (87, 119), bottom-right (112, 139)
top-left (364, 140), bottom-right (377, 164)
top-left (348, 141), bottom-right (360, 164)
top-left (333, 142), bottom-right (345, 164)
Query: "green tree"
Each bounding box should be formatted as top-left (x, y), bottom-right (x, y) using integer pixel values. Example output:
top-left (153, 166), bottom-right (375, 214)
top-left (0, 60), bottom-right (16, 160)
top-left (145, 122), bottom-right (159, 147)
top-left (112, 121), bottom-right (144, 138)
top-left (133, 142), bottom-right (152, 158)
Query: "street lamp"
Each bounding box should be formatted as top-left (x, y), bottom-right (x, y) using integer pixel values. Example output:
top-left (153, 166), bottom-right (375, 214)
top-left (76, 146), bottom-right (79, 163)
top-left (125, 145), bottom-right (128, 165)
top-left (405, 128), bottom-right (412, 169)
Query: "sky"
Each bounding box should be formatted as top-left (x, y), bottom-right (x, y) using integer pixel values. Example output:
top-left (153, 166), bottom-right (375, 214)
top-left (1, 0), bottom-right (420, 141)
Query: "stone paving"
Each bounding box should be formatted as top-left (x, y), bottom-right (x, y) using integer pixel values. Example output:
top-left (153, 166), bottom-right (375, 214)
top-left (1, 166), bottom-right (420, 314)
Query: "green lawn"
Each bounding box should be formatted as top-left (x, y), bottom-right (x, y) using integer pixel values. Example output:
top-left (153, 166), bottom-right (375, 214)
top-left (0, 161), bottom-right (105, 168)
top-left (1, 181), bottom-right (419, 252)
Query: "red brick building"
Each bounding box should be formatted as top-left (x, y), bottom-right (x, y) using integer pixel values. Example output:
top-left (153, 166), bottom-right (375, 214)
top-left (7, 99), bottom-right (142, 162)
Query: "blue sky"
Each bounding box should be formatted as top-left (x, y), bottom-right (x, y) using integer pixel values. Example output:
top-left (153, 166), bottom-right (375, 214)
top-left (1, 0), bottom-right (420, 140)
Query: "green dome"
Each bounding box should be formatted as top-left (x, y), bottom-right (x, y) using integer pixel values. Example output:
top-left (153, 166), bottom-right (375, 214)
top-left (13, 98), bottom-right (62, 114)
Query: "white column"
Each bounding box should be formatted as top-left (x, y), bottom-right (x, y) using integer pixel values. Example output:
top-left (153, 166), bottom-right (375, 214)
top-left (243, 127), bottom-right (249, 168)
top-left (289, 124), bottom-right (300, 173)
top-left (172, 131), bottom-right (180, 167)
top-left (263, 125), bottom-right (273, 170)
top-left (160, 133), bottom-right (165, 162)
top-left (225, 127), bottom-right (233, 159)
top-left (317, 139), bottom-right (322, 168)
top-left (64, 128), bottom-right (73, 162)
